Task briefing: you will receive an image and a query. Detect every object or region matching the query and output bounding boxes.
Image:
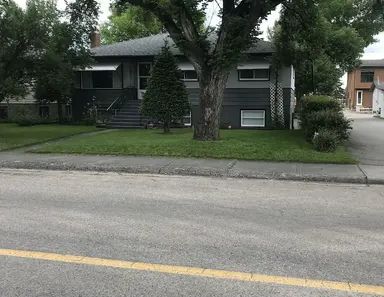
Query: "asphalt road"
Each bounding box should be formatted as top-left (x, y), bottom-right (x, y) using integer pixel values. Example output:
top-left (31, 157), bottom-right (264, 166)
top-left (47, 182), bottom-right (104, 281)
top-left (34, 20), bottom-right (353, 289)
top-left (347, 112), bottom-right (384, 165)
top-left (0, 169), bottom-right (383, 297)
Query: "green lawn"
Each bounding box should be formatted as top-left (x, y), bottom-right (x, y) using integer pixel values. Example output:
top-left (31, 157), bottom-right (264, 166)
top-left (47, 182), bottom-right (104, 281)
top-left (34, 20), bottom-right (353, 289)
top-left (32, 128), bottom-right (355, 164)
top-left (0, 123), bottom-right (99, 151)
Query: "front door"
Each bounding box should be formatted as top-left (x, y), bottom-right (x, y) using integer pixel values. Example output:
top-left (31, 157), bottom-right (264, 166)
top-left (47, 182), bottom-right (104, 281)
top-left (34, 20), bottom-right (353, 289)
top-left (137, 62), bottom-right (152, 100)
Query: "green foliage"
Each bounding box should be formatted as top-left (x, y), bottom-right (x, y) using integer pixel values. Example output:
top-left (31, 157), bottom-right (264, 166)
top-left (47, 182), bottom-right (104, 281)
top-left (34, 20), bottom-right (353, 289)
top-left (301, 95), bottom-right (342, 115)
top-left (0, 0), bottom-right (97, 118)
top-left (14, 107), bottom-right (42, 126)
top-left (30, 0), bottom-right (98, 122)
top-left (0, 0), bottom-right (32, 100)
top-left (313, 129), bottom-right (339, 152)
top-left (303, 110), bottom-right (352, 142)
top-left (272, 0), bottom-right (384, 98)
top-left (300, 95), bottom-right (352, 143)
top-left (101, 5), bottom-right (162, 44)
top-left (141, 45), bottom-right (190, 133)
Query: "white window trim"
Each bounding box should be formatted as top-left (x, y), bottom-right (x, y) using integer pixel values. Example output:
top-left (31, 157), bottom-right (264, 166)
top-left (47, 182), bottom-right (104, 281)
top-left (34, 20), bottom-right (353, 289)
top-left (357, 90), bottom-right (363, 106)
top-left (238, 68), bottom-right (270, 81)
top-left (183, 112), bottom-right (192, 126)
top-left (241, 110), bottom-right (265, 127)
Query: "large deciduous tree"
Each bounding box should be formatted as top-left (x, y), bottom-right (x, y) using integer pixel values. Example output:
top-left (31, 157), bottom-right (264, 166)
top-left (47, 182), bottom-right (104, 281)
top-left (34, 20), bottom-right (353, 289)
top-left (31, 0), bottom-right (99, 122)
top-left (0, 0), bottom-right (99, 120)
top-left (116, 0), bottom-right (284, 140)
top-left (101, 4), bottom-right (162, 44)
top-left (0, 0), bottom-right (33, 101)
top-left (271, 0), bottom-right (384, 99)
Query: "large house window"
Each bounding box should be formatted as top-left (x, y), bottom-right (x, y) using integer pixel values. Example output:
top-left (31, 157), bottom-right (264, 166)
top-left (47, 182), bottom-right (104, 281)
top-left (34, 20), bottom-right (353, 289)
top-left (238, 68), bottom-right (270, 81)
top-left (356, 90), bottom-right (363, 106)
top-left (92, 71), bottom-right (113, 88)
top-left (361, 71), bottom-right (374, 83)
top-left (138, 63), bottom-right (152, 90)
top-left (241, 110), bottom-right (265, 127)
top-left (181, 70), bottom-right (198, 81)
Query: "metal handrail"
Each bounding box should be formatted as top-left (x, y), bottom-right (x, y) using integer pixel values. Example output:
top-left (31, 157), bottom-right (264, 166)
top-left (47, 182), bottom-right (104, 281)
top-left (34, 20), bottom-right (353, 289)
top-left (106, 96), bottom-right (121, 112)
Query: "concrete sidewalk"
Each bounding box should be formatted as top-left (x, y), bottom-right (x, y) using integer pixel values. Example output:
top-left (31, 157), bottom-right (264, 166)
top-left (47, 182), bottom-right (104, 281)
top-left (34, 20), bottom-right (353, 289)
top-left (1, 151), bottom-right (384, 184)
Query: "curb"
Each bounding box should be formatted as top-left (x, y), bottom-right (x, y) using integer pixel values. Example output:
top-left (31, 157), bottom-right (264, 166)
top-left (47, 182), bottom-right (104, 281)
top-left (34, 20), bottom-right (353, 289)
top-left (0, 161), bottom-right (377, 185)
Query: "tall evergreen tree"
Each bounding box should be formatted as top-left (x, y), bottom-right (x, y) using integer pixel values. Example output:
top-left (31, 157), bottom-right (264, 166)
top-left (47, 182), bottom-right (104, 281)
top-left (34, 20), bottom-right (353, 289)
top-left (141, 45), bottom-right (190, 133)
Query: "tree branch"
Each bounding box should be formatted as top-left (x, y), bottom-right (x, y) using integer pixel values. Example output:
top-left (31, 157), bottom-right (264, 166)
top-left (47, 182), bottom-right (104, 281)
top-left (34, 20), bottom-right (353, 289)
top-left (222, 0), bottom-right (234, 14)
top-left (121, 0), bottom-right (207, 67)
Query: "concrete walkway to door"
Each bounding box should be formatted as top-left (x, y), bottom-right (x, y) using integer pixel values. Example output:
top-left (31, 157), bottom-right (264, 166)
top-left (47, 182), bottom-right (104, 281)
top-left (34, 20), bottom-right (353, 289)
top-left (346, 110), bottom-right (384, 165)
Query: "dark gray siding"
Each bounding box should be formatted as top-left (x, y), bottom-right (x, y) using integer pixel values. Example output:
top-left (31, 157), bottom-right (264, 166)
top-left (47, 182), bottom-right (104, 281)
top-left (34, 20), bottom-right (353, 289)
top-left (188, 88), bottom-right (292, 129)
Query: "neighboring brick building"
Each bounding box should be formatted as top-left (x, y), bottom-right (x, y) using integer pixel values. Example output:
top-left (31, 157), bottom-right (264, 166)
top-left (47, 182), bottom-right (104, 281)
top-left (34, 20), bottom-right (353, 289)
top-left (346, 59), bottom-right (384, 112)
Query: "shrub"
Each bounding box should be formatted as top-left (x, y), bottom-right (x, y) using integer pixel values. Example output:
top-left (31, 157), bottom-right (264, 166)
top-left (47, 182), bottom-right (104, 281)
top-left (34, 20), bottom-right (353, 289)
top-left (313, 129), bottom-right (339, 152)
top-left (14, 107), bottom-right (41, 126)
top-left (301, 95), bottom-right (342, 116)
top-left (303, 110), bottom-right (352, 142)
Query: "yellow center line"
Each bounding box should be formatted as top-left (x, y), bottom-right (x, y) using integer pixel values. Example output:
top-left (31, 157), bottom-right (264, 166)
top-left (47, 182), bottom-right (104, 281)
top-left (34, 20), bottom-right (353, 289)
top-left (0, 248), bottom-right (383, 296)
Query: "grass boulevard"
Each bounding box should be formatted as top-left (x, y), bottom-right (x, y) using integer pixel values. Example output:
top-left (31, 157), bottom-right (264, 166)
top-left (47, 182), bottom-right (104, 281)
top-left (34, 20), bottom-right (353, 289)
top-left (0, 124), bottom-right (354, 164)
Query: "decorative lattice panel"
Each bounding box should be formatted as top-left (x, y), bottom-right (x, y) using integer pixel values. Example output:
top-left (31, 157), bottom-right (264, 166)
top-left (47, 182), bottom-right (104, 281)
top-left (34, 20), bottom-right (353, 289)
top-left (270, 82), bottom-right (285, 127)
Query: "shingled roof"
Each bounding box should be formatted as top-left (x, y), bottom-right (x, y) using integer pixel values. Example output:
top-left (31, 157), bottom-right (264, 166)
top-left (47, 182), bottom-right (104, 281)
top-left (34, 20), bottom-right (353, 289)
top-left (91, 33), bottom-right (275, 57)
top-left (360, 59), bottom-right (384, 67)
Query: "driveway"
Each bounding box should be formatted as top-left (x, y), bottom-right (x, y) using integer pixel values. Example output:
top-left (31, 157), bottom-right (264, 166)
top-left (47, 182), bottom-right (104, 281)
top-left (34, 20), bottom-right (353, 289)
top-left (346, 111), bottom-right (384, 165)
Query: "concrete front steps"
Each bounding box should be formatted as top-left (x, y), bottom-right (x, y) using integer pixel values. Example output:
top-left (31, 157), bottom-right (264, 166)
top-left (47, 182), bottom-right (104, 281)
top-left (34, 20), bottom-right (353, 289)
top-left (108, 101), bottom-right (146, 129)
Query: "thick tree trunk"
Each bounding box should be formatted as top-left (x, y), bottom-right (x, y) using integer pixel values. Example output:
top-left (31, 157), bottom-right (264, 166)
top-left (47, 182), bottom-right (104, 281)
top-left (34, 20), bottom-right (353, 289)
top-left (57, 99), bottom-right (63, 123)
top-left (193, 69), bottom-right (229, 141)
top-left (163, 120), bottom-right (170, 133)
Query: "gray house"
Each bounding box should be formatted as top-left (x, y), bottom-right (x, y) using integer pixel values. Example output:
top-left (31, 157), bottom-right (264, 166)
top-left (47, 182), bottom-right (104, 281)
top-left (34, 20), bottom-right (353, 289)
top-left (73, 34), bottom-right (295, 129)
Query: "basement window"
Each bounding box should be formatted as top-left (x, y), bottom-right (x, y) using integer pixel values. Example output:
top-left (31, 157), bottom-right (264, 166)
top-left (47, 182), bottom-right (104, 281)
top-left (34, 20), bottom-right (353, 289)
top-left (241, 110), bottom-right (265, 127)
